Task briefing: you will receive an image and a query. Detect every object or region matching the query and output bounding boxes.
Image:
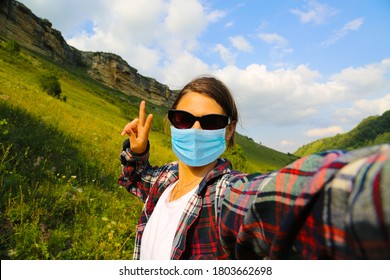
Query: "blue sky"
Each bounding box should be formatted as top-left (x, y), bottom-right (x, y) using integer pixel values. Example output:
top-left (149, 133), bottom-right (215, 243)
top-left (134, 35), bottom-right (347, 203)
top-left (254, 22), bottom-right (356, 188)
top-left (19, 0), bottom-right (390, 153)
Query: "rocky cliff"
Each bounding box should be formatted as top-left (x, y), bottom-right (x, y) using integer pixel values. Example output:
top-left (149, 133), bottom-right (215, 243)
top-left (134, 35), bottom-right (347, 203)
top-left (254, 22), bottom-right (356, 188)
top-left (0, 0), bottom-right (177, 106)
top-left (81, 51), bottom-right (175, 106)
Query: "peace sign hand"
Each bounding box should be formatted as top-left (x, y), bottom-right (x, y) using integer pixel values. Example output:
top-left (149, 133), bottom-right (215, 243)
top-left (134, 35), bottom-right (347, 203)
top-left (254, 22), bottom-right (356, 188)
top-left (121, 101), bottom-right (153, 154)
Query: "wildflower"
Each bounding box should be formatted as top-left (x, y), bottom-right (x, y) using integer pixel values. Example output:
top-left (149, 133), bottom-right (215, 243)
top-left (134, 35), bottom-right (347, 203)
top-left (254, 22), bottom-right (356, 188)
top-left (8, 249), bottom-right (16, 258)
top-left (40, 223), bottom-right (51, 243)
top-left (33, 156), bottom-right (44, 167)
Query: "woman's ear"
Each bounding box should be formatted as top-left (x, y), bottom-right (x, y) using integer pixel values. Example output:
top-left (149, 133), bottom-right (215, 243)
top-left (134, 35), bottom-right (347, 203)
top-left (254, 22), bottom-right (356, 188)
top-left (225, 121), bottom-right (237, 145)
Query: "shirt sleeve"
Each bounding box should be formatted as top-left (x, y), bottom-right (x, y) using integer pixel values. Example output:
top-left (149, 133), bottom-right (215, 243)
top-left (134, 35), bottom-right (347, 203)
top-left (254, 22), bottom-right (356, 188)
top-left (220, 144), bottom-right (390, 259)
top-left (219, 171), bottom-right (276, 259)
top-left (117, 138), bottom-right (162, 202)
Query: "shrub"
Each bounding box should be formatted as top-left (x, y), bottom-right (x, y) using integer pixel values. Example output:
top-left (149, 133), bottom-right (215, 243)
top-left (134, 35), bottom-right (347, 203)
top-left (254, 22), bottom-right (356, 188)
top-left (1, 39), bottom-right (21, 53)
top-left (38, 73), bottom-right (62, 99)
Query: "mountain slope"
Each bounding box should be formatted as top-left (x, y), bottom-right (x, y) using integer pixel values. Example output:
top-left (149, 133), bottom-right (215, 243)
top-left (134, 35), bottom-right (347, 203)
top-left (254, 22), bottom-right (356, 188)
top-left (295, 110), bottom-right (390, 157)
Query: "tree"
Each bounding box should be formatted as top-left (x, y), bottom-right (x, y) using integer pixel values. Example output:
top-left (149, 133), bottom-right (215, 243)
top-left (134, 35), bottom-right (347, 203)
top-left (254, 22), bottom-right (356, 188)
top-left (38, 73), bottom-right (62, 99)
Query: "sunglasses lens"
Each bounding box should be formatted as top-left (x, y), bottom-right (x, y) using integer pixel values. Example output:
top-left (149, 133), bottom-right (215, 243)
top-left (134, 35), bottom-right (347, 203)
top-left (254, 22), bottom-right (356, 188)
top-left (201, 115), bottom-right (229, 130)
top-left (168, 110), bottom-right (229, 130)
top-left (168, 110), bottom-right (194, 129)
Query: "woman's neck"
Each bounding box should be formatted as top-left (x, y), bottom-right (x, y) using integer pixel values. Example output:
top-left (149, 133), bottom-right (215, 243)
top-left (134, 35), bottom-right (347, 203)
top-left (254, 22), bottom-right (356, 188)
top-left (178, 160), bottom-right (217, 183)
top-left (169, 160), bottom-right (217, 202)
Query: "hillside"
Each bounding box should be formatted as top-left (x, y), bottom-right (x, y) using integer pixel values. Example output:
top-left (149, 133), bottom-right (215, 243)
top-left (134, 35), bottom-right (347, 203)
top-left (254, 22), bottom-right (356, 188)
top-left (295, 110), bottom-right (390, 157)
top-left (0, 2), bottom-right (296, 260)
top-left (0, 0), bottom-right (176, 107)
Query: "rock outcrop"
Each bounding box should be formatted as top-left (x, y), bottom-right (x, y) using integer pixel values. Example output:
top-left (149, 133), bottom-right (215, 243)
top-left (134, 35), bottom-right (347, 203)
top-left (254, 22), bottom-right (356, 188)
top-left (0, 0), bottom-right (177, 106)
top-left (81, 52), bottom-right (174, 105)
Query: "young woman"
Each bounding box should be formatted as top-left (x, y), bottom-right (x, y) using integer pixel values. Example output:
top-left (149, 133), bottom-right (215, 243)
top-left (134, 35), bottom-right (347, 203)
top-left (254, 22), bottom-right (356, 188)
top-left (118, 76), bottom-right (390, 260)
top-left (118, 76), bottom-right (245, 260)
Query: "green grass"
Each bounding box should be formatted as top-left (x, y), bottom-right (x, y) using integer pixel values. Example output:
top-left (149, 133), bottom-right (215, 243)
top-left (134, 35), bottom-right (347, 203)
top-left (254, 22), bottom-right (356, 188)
top-left (235, 134), bottom-right (298, 173)
top-left (0, 39), bottom-right (293, 259)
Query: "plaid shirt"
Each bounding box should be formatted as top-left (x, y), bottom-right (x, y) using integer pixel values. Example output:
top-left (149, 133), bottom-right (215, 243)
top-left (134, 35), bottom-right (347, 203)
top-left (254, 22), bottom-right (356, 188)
top-left (221, 144), bottom-right (390, 259)
top-left (119, 140), bottom-right (390, 260)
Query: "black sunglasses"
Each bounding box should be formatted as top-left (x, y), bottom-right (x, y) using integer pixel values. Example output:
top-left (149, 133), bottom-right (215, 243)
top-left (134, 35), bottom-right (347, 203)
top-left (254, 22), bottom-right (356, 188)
top-left (168, 109), bottom-right (229, 130)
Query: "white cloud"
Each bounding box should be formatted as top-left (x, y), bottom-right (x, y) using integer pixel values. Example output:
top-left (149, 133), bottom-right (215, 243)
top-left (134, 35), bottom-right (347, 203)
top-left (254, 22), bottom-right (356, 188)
top-left (344, 18), bottom-right (365, 30)
top-left (281, 140), bottom-right (295, 146)
top-left (258, 33), bottom-right (287, 48)
top-left (353, 95), bottom-right (390, 115)
top-left (229, 35), bottom-right (253, 52)
top-left (322, 18), bottom-right (364, 46)
top-left (305, 126), bottom-right (344, 137)
top-left (215, 64), bottom-right (334, 126)
top-left (258, 33), bottom-right (292, 66)
top-left (206, 9), bottom-right (226, 23)
top-left (164, 0), bottom-right (207, 39)
top-left (214, 59), bottom-right (390, 131)
top-left (158, 51), bottom-right (211, 89)
top-left (290, 0), bottom-right (339, 24)
top-left (213, 44), bottom-right (236, 66)
top-left (330, 58), bottom-right (390, 97)
top-left (225, 21), bottom-right (234, 28)
top-left (334, 94), bottom-right (390, 124)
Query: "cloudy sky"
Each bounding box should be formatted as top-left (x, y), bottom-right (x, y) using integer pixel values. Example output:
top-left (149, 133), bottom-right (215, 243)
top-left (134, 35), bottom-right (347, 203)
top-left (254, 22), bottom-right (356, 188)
top-left (18, 0), bottom-right (390, 153)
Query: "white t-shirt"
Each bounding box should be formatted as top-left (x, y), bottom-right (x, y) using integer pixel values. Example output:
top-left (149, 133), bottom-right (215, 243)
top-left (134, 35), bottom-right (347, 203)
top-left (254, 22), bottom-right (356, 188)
top-left (140, 181), bottom-right (198, 260)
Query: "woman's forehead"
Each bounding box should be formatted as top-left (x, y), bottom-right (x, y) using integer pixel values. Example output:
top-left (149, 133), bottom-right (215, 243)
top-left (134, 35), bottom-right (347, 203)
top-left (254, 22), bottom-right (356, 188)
top-left (176, 92), bottom-right (225, 115)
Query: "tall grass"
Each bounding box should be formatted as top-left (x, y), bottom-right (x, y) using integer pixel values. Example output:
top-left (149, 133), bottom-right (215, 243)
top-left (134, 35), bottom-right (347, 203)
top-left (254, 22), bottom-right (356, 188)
top-left (0, 102), bottom-right (143, 259)
top-left (0, 45), bottom-right (149, 259)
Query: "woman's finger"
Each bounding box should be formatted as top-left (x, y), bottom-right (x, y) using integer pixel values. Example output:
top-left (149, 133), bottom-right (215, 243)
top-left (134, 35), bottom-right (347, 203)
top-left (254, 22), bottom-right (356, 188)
top-left (142, 114), bottom-right (153, 139)
top-left (121, 118), bottom-right (139, 136)
top-left (138, 101), bottom-right (146, 127)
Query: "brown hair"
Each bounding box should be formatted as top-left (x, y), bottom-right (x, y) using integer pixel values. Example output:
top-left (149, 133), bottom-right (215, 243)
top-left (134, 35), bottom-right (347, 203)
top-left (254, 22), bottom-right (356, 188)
top-left (170, 76), bottom-right (238, 147)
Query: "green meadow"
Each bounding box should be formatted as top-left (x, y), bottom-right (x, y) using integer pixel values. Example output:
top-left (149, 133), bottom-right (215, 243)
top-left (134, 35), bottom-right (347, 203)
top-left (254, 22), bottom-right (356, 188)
top-left (0, 39), bottom-right (296, 259)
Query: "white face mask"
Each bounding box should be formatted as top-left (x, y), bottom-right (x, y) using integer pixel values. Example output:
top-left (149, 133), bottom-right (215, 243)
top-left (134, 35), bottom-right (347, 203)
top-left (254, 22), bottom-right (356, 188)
top-left (170, 126), bottom-right (226, 167)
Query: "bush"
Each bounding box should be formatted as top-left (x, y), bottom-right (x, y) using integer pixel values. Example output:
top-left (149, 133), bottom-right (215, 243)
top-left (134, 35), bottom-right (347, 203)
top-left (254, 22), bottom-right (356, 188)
top-left (38, 73), bottom-right (62, 99)
top-left (1, 39), bottom-right (21, 53)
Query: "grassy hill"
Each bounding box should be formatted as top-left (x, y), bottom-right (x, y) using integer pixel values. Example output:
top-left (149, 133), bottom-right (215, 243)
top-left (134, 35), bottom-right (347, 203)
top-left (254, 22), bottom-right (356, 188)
top-left (0, 38), bottom-right (295, 259)
top-left (295, 110), bottom-right (390, 157)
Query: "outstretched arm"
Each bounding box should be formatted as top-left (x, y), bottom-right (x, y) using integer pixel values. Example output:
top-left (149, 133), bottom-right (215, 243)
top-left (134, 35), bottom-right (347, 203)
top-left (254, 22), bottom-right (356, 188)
top-left (220, 144), bottom-right (390, 259)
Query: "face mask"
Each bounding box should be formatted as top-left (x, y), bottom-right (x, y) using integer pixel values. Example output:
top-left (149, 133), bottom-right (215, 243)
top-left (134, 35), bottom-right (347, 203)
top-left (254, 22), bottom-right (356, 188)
top-left (170, 126), bottom-right (226, 167)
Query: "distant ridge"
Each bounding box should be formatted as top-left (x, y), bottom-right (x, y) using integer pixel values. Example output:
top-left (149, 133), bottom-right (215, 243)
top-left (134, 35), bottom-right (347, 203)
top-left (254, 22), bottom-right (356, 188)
top-left (0, 0), bottom-right (177, 106)
top-left (295, 110), bottom-right (390, 156)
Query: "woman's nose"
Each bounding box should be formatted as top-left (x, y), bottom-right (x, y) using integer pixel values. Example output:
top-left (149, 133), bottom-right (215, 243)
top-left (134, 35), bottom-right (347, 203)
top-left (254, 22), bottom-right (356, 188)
top-left (192, 120), bottom-right (202, 129)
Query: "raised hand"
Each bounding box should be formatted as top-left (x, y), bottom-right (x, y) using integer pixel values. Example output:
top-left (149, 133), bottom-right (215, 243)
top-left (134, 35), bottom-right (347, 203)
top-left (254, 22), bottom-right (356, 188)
top-left (121, 101), bottom-right (153, 154)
